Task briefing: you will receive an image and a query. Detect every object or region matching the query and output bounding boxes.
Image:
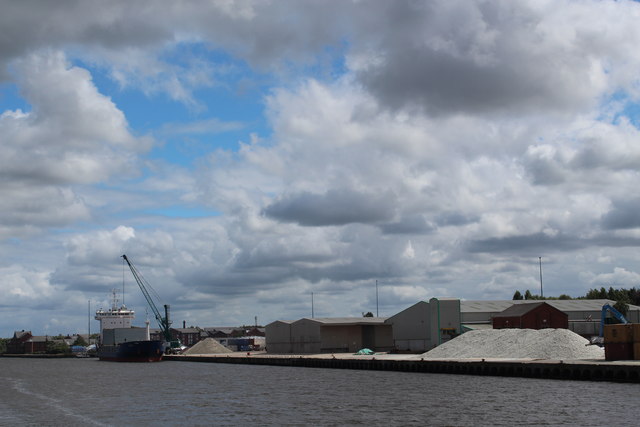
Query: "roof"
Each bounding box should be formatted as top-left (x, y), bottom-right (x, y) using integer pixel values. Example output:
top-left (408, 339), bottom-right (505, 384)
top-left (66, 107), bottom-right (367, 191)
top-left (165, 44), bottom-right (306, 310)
top-left (297, 317), bottom-right (389, 326)
top-left (461, 300), bottom-right (514, 313)
top-left (27, 336), bottom-right (50, 343)
top-left (461, 299), bottom-right (640, 313)
top-left (203, 327), bottom-right (238, 334)
top-left (265, 320), bottom-right (295, 328)
top-left (492, 302), bottom-right (566, 318)
top-left (462, 323), bottom-right (493, 331)
top-left (13, 330), bottom-right (32, 339)
top-left (172, 328), bottom-right (200, 333)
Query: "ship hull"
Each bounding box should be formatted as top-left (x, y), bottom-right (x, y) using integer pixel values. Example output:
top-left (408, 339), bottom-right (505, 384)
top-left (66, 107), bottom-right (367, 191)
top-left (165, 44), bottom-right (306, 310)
top-left (97, 340), bottom-right (164, 362)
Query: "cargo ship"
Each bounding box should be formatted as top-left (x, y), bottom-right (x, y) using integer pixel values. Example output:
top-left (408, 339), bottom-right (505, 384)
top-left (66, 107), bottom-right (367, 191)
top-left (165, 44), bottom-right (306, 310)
top-left (95, 255), bottom-right (179, 361)
top-left (96, 339), bottom-right (164, 362)
top-left (95, 289), bottom-right (165, 362)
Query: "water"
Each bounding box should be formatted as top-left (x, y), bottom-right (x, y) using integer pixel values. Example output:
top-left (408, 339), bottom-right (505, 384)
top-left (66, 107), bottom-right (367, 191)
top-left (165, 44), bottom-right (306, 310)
top-left (1, 357), bottom-right (639, 426)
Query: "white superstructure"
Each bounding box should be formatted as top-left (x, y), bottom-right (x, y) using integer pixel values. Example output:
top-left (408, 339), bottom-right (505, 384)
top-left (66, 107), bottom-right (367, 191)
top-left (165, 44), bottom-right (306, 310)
top-left (95, 289), bottom-right (135, 343)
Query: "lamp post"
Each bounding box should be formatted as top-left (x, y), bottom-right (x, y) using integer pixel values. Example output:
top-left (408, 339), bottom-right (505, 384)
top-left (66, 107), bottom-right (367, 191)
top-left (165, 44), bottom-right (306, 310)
top-left (376, 280), bottom-right (379, 317)
top-left (539, 257), bottom-right (543, 298)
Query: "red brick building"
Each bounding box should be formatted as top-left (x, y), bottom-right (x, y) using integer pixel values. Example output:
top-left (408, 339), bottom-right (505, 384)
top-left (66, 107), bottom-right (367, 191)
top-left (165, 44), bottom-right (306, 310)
top-left (170, 328), bottom-right (201, 346)
top-left (6, 331), bottom-right (49, 354)
top-left (492, 302), bottom-right (568, 329)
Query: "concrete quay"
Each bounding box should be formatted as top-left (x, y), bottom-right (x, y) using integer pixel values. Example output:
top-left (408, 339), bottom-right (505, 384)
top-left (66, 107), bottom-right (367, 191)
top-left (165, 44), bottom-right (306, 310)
top-left (165, 352), bottom-right (640, 383)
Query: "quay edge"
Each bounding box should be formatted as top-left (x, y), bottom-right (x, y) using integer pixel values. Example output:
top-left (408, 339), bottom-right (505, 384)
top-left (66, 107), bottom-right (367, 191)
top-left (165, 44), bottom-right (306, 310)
top-left (164, 353), bottom-right (640, 384)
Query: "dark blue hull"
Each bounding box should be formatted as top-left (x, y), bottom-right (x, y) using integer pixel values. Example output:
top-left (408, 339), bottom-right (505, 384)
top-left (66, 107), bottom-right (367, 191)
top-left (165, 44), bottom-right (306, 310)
top-left (97, 340), bottom-right (164, 362)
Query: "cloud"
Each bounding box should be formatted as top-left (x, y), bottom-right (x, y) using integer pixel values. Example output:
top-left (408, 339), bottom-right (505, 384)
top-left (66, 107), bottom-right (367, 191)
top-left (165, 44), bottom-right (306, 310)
top-left (2, 52), bottom-right (141, 185)
top-left (467, 232), bottom-right (585, 254)
top-left (5, 1), bottom-right (640, 336)
top-left (0, 51), bottom-right (151, 239)
top-left (586, 267), bottom-right (640, 288)
top-left (263, 188), bottom-right (397, 226)
top-left (349, 0), bottom-right (640, 116)
top-left (379, 215), bottom-right (434, 235)
top-left (601, 199), bottom-right (640, 230)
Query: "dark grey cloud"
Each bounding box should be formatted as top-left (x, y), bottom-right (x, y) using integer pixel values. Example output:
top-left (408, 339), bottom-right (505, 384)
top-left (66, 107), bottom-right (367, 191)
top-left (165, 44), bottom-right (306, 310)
top-left (1, 0), bottom-right (637, 118)
top-left (467, 232), bottom-right (586, 254)
top-left (379, 214), bottom-right (434, 235)
top-left (601, 199), bottom-right (640, 230)
top-left (523, 153), bottom-right (566, 185)
top-left (468, 231), bottom-right (640, 255)
top-left (350, 0), bottom-right (631, 116)
top-left (435, 212), bottom-right (479, 227)
top-left (263, 189), bottom-right (396, 226)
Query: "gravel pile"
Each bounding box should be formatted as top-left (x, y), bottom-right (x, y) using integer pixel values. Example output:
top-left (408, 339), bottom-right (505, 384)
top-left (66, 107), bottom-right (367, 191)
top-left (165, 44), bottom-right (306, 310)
top-left (418, 328), bottom-right (604, 360)
top-left (182, 338), bottom-right (233, 355)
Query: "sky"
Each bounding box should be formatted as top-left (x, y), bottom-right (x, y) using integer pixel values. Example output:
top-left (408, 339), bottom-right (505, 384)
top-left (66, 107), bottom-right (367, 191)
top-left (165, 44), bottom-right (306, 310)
top-left (2, 0), bottom-right (640, 337)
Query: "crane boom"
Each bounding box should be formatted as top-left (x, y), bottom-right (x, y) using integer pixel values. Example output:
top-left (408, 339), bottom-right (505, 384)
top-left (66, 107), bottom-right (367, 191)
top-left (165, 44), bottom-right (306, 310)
top-left (121, 254), bottom-right (172, 343)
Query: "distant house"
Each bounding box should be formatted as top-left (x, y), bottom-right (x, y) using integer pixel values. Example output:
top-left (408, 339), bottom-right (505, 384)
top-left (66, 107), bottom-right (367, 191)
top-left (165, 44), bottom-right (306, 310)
top-left (204, 327), bottom-right (235, 339)
top-left (170, 328), bottom-right (201, 347)
top-left (244, 327), bottom-right (265, 337)
top-left (6, 331), bottom-right (49, 354)
top-left (492, 302), bottom-right (568, 330)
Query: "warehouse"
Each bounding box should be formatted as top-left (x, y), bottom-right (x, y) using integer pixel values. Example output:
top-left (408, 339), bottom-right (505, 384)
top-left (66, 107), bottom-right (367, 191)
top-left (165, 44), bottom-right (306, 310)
top-left (264, 320), bottom-right (294, 353)
top-left (461, 299), bottom-right (640, 336)
top-left (385, 297), bottom-right (461, 352)
top-left (266, 317), bottom-right (393, 354)
top-left (492, 302), bottom-right (568, 329)
top-left (385, 298), bottom-right (640, 352)
top-left (385, 301), bottom-right (430, 352)
top-left (266, 298), bottom-right (640, 354)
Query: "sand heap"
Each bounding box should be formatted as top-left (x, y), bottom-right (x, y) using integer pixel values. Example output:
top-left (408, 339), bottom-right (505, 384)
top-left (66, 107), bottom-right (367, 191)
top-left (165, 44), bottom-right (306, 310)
top-left (181, 338), bottom-right (233, 355)
top-left (418, 328), bottom-right (604, 360)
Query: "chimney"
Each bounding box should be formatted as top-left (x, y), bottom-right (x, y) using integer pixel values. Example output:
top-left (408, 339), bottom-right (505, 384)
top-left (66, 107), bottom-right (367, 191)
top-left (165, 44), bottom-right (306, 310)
top-left (183, 320), bottom-right (186, 328)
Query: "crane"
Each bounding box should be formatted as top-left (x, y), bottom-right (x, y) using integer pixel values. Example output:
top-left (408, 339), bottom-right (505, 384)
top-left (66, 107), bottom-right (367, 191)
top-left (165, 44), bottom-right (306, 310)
top-left (121, 254), bottom-right (176, 348)
top-left (600, 303), bottom-right (628, 337)
top-left (589, 303), bottom-right (629, 346)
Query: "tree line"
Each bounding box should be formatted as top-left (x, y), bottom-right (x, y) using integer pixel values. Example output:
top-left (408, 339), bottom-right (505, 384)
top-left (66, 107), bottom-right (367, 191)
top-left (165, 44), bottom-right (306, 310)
top-left (512, 286), bottom-right (640, 315)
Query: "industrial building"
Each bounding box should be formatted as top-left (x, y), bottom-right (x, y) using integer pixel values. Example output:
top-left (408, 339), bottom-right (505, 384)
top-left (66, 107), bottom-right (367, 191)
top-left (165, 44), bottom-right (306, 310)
top-left (266, 317), bottom-right (393, 353)
top-left (492, 302), bottom-right (568, 329)
top-left (266, 298), bottom-right (640, 354)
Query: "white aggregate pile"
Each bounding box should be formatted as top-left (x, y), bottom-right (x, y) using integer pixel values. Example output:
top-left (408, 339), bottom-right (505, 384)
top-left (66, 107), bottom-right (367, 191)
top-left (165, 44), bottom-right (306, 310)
top-left (418, 329), bottom-right (604, 360)
top-left (181, 338), bottom-right (233, 355)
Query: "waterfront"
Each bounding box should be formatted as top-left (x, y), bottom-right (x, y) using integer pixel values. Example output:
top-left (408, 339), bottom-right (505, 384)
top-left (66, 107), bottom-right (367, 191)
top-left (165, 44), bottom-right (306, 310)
top-left (1, 358), bottom-right (639, 426)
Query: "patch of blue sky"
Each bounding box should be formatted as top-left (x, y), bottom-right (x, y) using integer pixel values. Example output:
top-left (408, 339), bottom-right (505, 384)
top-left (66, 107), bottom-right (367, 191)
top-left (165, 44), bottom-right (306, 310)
top-left (622, 101), bottom-right (640, 127)
top-left (0, 82), bottom-right (30, 112)
top-left (601, 91), bottom-right (640, 128)
top-left (76, 43), bottom-right (273, 167)
top-left (311, 40), bottom-right (350, 81)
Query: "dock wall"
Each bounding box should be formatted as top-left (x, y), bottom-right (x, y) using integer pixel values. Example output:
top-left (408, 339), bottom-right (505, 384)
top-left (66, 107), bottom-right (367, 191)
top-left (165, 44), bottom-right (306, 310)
top-left (165, 354), bottom-right (640, 383)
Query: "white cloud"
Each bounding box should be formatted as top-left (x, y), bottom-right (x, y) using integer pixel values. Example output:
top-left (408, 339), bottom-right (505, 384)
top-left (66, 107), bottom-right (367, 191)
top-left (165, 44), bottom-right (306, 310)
top-left (4, 1), bottom-right (640, 336)
top-left (586, 267), bottom-right (640, 289)
top-left (0, 51), bottom-right (150, 240)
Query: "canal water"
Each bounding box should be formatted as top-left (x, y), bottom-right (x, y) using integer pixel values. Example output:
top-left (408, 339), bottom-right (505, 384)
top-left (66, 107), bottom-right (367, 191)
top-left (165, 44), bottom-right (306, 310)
top-left (1, 357), bottom-right (638, 426)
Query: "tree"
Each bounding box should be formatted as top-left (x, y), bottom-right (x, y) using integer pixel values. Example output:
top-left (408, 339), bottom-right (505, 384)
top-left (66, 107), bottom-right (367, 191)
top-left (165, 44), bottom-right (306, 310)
top-left (524, 290), bottom-right (532, 300)
top-left (558, 294), bottom-right (572, 300)
top-left (73, 336), bottom-right (88, 346)
top-left (363, 312), bottom-right (374, 317)
top-left (614, 300), bottom-right (629, 316)
top-left (512, 290), bottom-right (523, 300)
top-left (46, 340), bottom-right (70, 354)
